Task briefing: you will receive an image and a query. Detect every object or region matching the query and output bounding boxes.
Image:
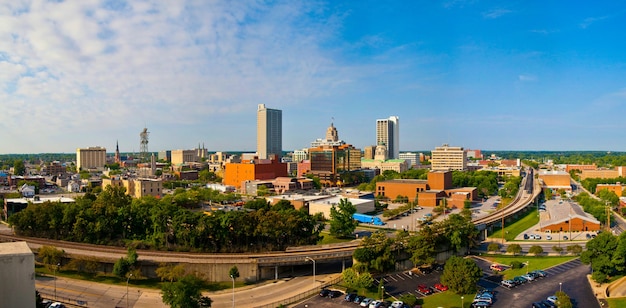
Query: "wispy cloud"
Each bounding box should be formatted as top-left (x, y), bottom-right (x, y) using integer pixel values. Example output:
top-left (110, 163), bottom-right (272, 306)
top-left (530, 29), bottom-right (559, 35)
top-left (580, 15), bottom-right (609, 29)
top-left (518, 74), bottom-right (537, 82)
top-left (482, 9), bottom-right (512, 19)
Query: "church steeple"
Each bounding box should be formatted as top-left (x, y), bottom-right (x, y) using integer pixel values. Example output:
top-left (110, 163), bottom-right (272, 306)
top-left (114, 140), bottom-right (121, 163)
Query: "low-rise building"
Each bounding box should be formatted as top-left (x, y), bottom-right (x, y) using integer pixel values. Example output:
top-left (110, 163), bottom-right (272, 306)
top-left (538, 170), bottom-right (572, 191)
top-left (596, 183), bottom-right (625, 197)
top-left (102, 177), bottom-right (163, 198)
top-left (3, 196), bottom-right (75, 220)
top-left (539, 199), bottom-right (600, 232)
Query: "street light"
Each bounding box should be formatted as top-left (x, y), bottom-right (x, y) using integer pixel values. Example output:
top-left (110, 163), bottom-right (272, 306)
top-left (305, 257), bottom-right (316, 284)
top-left (54, 263), bottom-right (60, 300)
top-left (559, 282), bottom-right (562, 292)
top-left (380, 285), bottom-right (384, 301)
top-left (230, 274), bottom-right (235, 308)
top-left (526, 261), bottom-right (529, 274)
top-left (126, 273), bottom-right (133, 308)
top-left (461, 296), bottom-right (464, 308)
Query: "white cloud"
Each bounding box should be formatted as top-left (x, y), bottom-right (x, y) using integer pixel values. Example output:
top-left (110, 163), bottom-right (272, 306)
top-left (482, 9), bottom-right (512, 19)
top-left (580, 15), bottom-right (609, 29)
top-left (0, 0), bottom-right (358, 152)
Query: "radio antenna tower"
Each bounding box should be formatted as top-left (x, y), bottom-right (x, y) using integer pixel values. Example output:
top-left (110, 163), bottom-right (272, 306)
top-left (140, 127), bottom-right (150, 162)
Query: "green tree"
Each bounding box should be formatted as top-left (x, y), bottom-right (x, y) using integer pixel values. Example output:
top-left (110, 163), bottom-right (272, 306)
top-left (529, 245), bottom-right (544, 255)
top-left (229, 265), bottom-right (240, 280)
top-left (271, 199), bottom-right (295, 211)
top-left (161, 274), bottom-right (212, 308)
top-left (156, 263), bottom-right (187, 282)
top-left (13, 159), bottom-right (25, 175)
top-left (440, 256), bottom-right (482, 294)
top-left (567, 244), bottom-right (583, 255)
top-left (357, 271), bottom-right (374, 289)
top-left (487, 242), bottom-right (500, 253)
top-left (555, 291), bottom-right (573, 308)
top-left (552, 246), bottom-right (563, 255)
top-left (506, 244), bottom-right (522, 256)
top-left (329, 198), bottom-right (358, 238)
top-left (38, 246), bottom-right (64, 268)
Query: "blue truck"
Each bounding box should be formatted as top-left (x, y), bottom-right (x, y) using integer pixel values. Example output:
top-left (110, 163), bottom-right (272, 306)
top-left (352, 213), bottom-right (384, 226)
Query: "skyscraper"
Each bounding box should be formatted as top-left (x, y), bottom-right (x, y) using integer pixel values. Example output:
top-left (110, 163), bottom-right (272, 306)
top-left (376, 116), bottom-right (400, 159)
top-left (257, 104), bottom-right (282, 160)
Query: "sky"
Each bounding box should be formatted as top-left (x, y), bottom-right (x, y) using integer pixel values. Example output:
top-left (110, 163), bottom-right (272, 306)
top-left (1, 1), bottom-right (626, 154)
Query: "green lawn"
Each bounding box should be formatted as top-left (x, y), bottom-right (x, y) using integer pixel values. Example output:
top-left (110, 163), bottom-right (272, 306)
top-left (317, 231), bottom-right (356, 245)
top-left (422, 291), bottom-right (474, 308)
top-left (482, 255), bottom-right (577, 279)
top-left (35, 265), bottom-right (241, 291)
top-left (488, 208), bottom-right (539, 241)
top-left (608, 298), bottom-right (626, 308)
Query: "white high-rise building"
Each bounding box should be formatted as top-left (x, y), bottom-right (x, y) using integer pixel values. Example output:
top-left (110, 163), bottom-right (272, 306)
top-left (431, 144), bottom-right (467, 171)
top-left (76, 146), bottom-right (106, 171)
top-left (257, 104), bottom-right (282, 160)
top-left (376, 116), bottom-right (400, 159)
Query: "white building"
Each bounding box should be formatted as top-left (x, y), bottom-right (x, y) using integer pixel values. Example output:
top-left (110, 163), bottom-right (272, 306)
top-left (376, 116), bottom-right (400, 159)
top-left (76, 146), bottom-right (107, 171)
top-left (430, 144), bottom-right (467, 171)
top-left (399, 152), bottom-right (421, 167)
top-left (0, 242), bottom-right (36, 308)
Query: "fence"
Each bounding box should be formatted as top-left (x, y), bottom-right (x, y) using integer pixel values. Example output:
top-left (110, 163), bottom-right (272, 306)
top-left (254, 275), bottom-right (343, 308)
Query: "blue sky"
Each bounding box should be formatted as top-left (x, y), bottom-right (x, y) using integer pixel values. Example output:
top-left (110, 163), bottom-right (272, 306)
top-left (1, 1), bottom-right (625, 154)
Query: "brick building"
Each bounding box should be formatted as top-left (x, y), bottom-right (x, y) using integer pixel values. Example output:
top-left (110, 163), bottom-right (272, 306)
top-left (224, 158), bottom-right (288, 189)
top-left (596, 183), bottom-right (625, 197)
top-left (539, 200), bottom-right (600, 232)
top-left (538, 170), bottom-right (572, 191)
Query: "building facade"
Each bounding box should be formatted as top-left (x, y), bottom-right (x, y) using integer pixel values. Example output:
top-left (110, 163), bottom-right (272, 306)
top-left (399, 152), bottom-right (420, 167)
top-left (538, 170), bottom-right (572, 191)
top-left (376, 116), bottom-right (400, 159)
top-left (76, 146), bottom-right (106, 171)
top-left (257, 104), bottom-right (282, 160)
top-left (224, 158), bottom-right (288, 189)
top-left (308, 144), bottom-right (361, 186)
top-left (0, 242), bottom-right (35, 308)
top-left (430, 144), bottom-right (466, 171)
top-left (171, 149), bottom-right (199, 165)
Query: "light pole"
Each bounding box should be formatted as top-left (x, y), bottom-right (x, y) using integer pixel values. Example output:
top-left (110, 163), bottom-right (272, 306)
top-left (461, 296), bottom-right (464, 308)
top-left (559, 282), bottom-right (562, 292)
top-left (230, 274), bottom-right (235, 308)
top-left (305, 257), bottom-right (316, 284)
top-left (380, 285), bottom-right (384, 301)
top-left (526, 261), bottom-right (529, 274)
top-left (54, 263), bottom-right (60, 300)
top-left (126, 273), bottom-right (133, 308)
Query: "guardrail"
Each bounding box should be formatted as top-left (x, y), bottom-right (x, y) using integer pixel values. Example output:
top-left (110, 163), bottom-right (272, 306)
top-left (39, 290), bottom-right (88, 308)
top-left (254, 275), bottom-right (343, 308)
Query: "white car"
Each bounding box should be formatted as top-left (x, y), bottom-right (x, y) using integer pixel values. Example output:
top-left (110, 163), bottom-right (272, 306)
top-left (391, 301), bottom-right (404, 308)
top-left (547, 295), bottom-right (558, 303)
top-left (546, 235), bottom-right (552, 240)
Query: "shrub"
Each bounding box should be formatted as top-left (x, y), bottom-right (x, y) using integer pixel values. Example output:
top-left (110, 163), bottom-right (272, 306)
top-left (510, 261), bottom-right (523, 269)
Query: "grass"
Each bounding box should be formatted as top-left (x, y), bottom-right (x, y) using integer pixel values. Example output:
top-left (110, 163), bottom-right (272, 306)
top-left (35, 264), bottom-right (242, 291)
top-left (608, 298), bottom-right (626, 308)
top-left (487, 208), bottom-right (539, 241)
top-left (317, 231), bottom-right (356, 245)
top-left (481, 255), bottom-right (577, 279)
top-left (422, 291), bottom-right (474, 308)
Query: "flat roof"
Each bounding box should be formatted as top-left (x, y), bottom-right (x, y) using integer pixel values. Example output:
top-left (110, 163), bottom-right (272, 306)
top-left (0, 241), bottom-right (32, 256)
top-left (5, 196), bottom-right (75, 204)
top-left (380, 179), bottom-right (428, 184)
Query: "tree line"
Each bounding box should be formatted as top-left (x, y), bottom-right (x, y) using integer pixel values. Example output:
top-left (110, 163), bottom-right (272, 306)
top-left (8, 185), bottom-right (324, 252)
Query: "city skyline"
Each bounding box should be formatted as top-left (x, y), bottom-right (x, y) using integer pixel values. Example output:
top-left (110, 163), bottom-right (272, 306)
top-left (1, 1), bottom-right (626, 154)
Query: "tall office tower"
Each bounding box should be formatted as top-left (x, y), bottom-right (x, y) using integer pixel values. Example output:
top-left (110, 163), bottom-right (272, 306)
top-left (257, 104), bottom-right (282, 160)
top-left (376, 116), bottom-right (400, 159)
top-left (431, 144), bottom-right (467, 171)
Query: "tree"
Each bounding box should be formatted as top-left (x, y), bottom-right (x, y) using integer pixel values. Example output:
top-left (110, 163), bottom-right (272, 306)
top-left (229, 265), bottom-right (240, 280)
top-left (506, 244), bottom-right (522, 256)
top-left (38, 246), bottom-right (64, 268)
top-left (113, 247), bottom-right (138, 278)
top-left (271, 199), bottom-right (295, 212)
top-left (529, 245), bottom-right (544, 255)
top-left (440, 256), bottom-right (482, 294)
top-left (329, 198), bottom-right (358, 238)
top-left (13, 159), bottom-right (25, 175)
top-left (552, 246), bottom-right (564, 255)
top-left (487, 242), bottom-right (500, 253)
top-left (555, 291), bottom-right (573, 308)
top-left (156, 263), bottom-right (187, 282)
top-left (161, 274), bottom-right (212, 308)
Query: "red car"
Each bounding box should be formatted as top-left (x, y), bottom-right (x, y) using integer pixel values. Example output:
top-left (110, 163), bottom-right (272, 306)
top-left (433, 283), bottom-right (448, 292)
top-left (417, 284), bottom-right (433, 295)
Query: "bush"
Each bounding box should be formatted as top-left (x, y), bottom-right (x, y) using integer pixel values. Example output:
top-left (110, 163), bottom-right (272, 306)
top-left (487, 243), bottom-right (500, 253)
top-left (510, 261), bottom-right (523, 269)
top-left (398, 294), bottom-right (418, 306)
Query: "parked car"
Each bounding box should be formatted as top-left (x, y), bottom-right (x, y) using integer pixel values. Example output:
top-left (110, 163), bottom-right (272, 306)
top-left (532, 302), bottom-right (547, 308)
top-left (523, 233), bottom-right (530, 240)
top-left (48, 303), bottom-right (66, 308)
top-left (360, 298), bottom-right (374, 307)
top-left (563, 236), bottom-right (569, 240)
top-left (433, 283), bottom-right (448, 292)
top-left (345, 293), bottom-right (357, 302)
top-left (354, 295), bottom-right (366, 304)
top-left (546, 295), bottom-right (558, 303)
top-left (473, 296), bottom-right (493, 304)
top-left (501, 280), bottom-right (515, 288)
top-left (417, 284), bottom-right (433, 295)
top-left (522, 273), bottom-right (536, 281)
top-left (319, 289), bottom-right (330, 297)
top-left (391, 301), bottom-right (404, 308)
top-left (546, 235), bottom-right (552, 240)
top-left (369, 300), bottom-right (384, 308)
top-left (490, 264), bottom-right (504, 271)
top-left (541, 300), bottom-right (557, 308)
top-left (531, 270), bottom-right (547, 277)
top-left (471, 302), bottom-right (490, 308)
top-left (329, 290), bottom-right (343, 298)
top-left (513, 276), bottom-right (527, 285)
